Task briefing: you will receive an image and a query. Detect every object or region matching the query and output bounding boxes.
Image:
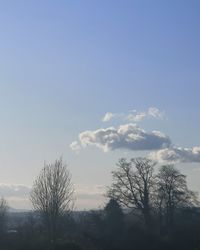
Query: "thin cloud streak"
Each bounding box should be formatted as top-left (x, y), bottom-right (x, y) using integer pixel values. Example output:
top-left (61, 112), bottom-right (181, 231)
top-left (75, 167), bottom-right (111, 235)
top-left (102, 107), bottom-right (165, 123)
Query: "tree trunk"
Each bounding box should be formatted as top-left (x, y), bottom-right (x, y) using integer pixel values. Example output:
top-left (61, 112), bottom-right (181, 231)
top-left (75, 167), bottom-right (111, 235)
top-left (143, 208), bottom-right (152, 229)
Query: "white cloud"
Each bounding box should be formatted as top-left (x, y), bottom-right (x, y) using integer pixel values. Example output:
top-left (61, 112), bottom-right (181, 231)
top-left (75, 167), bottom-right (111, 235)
top-left (102, 112), bottom-right (115, 122)
top-left (71, 123), bottom-right (171, 152)
top-left (73, 108), bottom-right (200, 164)
top-left (150, 147), bottom-right (200, 163)
top-left (127, 107), bottom-right (165, 122)
top-left (148, 107), bottom-right (165, 119)
top-left (102, 107), bottom-right (165, 123)
top-left (126, 112), bottom-right (147, 122)
top-left (70, 141), bottom-right (81, 152)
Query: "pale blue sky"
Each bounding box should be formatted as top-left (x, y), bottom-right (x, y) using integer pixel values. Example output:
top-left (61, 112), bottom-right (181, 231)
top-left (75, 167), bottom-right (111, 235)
top-left (0, 0), bottom-right (200, 209)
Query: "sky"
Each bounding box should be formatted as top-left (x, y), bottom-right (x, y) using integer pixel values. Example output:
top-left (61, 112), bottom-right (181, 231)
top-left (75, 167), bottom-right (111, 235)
top-left (0, 0), bottom-right (200, 210)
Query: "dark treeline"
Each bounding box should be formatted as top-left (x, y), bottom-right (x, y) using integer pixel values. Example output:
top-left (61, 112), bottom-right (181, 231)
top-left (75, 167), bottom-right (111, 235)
top-left (0, 157), bottom-right (200, 250)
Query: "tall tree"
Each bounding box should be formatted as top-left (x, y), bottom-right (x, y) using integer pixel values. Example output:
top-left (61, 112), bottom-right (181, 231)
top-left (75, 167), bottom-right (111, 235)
top-left (0, 198), bottom-right (8, 235)
top-left (30, 158), bottom-right (74, 247)
top-left (104, 199), bottom-right (124, 238)
top-left (107, 158), bottom-right (156, 228)
top-left (156, 165), bottom-right (198, 231)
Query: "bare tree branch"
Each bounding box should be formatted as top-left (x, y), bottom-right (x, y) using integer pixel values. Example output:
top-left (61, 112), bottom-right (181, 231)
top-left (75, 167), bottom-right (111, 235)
top-left (30, 157), bottom-right (74, 245)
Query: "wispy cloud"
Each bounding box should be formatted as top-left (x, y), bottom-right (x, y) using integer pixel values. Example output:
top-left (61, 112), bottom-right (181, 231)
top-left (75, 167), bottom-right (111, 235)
top-left (0, 184), bottom-right (31, 209)
top-left (102, 112), bottom-right (115, 122)
top-left (0, 184), bottom-right (31, 198)
top-left (75, 184), bottom-right (105, 197)
top-left (102, 107), bottom-right (165, 123)
top-left (0, 183), bottom-right (106, 210)
top-left (70, 141), bottom-right (81, 152)
top-left (70, 123), bottom-right (171, 152)
top-left (74, 184), bottom-right (106, 210)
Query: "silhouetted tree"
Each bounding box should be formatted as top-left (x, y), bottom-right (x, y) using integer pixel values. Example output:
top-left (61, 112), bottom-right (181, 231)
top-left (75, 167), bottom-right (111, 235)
top-left (30, 158), bottom-right (74, 248)
top-left (0, 198), bottom-right (8, 235)
top-left (107, 158), bottom-right (156, 228)
top-left (104, 199), bottom-right (124, 249)
top-left (156, 165), bottom-right (198, 232)
top-left (104, 199), bottom-right (124, 236)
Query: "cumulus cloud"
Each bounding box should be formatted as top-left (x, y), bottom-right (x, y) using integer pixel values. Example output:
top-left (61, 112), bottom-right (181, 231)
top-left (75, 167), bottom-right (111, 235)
top-left (72, 108), bottom-right (200, 164)
top-left (102, 107), bottom-right (165, 123)
top-left (150, 147), bottom-right (200, 163)
top-left (71, 123), bottom-right (171, 152)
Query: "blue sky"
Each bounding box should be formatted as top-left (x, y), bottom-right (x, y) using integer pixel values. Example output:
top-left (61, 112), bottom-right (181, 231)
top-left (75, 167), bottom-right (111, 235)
top-left (0, 0), bottom-right (200, 209)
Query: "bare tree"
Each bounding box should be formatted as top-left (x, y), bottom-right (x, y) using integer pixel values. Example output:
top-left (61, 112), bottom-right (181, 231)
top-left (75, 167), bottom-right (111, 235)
top-left (30, 158), bottom-right (74, 246)
top-left (156, 165), bottom-right (199, 231)
top-left (107, 158), bottom-right (156, 228)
